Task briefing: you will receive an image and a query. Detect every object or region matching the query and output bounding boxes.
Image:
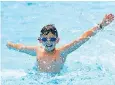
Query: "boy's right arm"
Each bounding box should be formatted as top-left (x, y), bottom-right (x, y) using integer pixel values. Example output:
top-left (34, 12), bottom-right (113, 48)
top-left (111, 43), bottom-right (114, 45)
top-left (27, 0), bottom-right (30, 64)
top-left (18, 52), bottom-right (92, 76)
top-left (7, 42), bottom-right (37, 56)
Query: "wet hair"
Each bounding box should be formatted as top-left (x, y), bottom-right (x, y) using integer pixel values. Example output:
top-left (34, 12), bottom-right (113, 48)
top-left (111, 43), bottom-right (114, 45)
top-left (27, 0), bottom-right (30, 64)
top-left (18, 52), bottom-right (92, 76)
top-left (40, 24), bottom-right (58, 37)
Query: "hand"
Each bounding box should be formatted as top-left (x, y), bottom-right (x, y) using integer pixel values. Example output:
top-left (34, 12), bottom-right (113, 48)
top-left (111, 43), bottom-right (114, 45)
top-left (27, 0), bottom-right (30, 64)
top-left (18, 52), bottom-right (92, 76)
top-left (7, 42), bottom-right (25, 49)
top-left (100, 14), bottom-right (114, 27)
top-left (7, 41), bottom-right (13, 47)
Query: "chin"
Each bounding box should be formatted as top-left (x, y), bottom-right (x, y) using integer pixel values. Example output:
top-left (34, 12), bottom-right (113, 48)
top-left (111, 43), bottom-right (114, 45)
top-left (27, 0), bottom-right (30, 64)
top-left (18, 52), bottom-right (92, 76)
top-left (46, 48), bottom-right (54, 52)
top-left (45, 46), bottom-right (55, 52)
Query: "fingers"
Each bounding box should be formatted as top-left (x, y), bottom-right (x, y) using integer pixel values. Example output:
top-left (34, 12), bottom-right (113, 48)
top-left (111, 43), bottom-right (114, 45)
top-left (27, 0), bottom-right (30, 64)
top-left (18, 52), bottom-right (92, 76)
top-left (109, 14), bottom-right (114, 21)
top-left (105, 14), bottom-right (114, 22)
top-left (109, 14), bottom-right (114, 19)
top-left (7, 41), bottom-right (12, 45)
top-left (111, 14), bottom-right (114, 20)
top-left (102, 14), bottom-right (114, 26)
top-left (106, 14), bottom-right (114, 19)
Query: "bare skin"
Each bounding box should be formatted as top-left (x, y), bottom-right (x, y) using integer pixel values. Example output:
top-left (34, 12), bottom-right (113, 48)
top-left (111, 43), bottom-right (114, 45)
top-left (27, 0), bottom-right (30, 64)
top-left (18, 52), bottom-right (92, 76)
top-left (7, 14), bottom-right (114, 73)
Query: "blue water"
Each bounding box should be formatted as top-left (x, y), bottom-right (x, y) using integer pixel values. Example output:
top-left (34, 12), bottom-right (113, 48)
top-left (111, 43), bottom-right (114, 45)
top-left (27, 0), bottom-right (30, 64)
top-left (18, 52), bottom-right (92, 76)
top-left (1, 1), bottom-right (115, 85)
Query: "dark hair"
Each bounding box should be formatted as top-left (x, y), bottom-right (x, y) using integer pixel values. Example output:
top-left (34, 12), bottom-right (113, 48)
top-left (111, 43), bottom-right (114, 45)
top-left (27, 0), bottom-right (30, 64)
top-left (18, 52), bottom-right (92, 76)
top-left (40, 24), bottom-right (58, 37)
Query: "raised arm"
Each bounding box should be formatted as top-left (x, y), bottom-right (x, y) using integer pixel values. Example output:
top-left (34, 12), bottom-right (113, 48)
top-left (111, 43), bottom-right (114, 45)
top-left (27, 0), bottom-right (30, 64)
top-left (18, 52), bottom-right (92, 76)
top-left (60, 14), bottom-right (114, 56)
top-left (7, 42), bottom-right (37, 56)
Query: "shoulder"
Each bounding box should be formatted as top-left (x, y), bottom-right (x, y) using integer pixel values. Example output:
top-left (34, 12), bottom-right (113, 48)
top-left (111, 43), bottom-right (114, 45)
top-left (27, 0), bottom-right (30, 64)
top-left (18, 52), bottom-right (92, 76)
top-left (35, 45), bottom-right (44, 52)
top-left (57, 47), bottom-right (68, 58)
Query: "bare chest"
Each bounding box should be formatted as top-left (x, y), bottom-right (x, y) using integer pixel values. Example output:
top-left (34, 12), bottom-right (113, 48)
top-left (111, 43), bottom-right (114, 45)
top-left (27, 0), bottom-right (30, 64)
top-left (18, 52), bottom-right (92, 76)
top-left (36, 52), bottom-right (64, 72)
top-left (37, 53), bottom-right (64, 66)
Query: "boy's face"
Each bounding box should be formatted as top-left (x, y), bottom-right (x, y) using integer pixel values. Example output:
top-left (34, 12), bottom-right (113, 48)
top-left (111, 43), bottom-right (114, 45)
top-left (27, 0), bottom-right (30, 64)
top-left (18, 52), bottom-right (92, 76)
top-left (40, 32), bottom-right (59, 52)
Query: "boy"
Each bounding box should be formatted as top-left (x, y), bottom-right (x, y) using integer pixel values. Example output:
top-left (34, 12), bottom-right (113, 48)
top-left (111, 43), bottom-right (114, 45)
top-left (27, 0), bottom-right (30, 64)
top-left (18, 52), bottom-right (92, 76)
top-left (7, 14), bottom-right (114, 73)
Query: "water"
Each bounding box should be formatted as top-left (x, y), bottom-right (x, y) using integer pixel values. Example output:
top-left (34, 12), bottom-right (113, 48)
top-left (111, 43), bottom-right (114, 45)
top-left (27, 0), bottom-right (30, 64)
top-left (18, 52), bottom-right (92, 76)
top-left (1, 1), bottom-right (115, 85)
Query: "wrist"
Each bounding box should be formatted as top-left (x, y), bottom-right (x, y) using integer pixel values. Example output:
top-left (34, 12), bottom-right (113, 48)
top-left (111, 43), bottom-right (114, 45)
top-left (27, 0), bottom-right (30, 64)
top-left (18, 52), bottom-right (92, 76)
top-left (98, 23), bottom-right (104, 29)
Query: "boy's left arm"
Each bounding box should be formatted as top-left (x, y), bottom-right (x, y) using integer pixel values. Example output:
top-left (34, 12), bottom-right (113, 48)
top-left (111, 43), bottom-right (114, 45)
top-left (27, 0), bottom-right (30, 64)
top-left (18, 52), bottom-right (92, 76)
top-left (60, 14), bottom-right (114, 57)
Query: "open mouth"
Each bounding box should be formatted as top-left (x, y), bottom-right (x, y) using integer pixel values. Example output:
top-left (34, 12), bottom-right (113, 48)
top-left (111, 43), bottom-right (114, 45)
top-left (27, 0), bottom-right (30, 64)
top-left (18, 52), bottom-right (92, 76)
top-left (46, 45), bottom-right (53, 47)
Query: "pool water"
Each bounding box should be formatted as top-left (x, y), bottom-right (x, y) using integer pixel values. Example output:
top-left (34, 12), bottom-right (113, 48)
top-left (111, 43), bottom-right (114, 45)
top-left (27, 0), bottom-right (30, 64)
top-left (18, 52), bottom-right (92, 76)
top-left (1, 1), bottom-right (115, 85)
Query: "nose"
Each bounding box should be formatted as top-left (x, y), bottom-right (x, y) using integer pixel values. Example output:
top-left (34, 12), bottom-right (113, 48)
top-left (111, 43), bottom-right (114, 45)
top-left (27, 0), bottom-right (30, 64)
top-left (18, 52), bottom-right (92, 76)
top-left (46, 39), bottom-right (51, 44)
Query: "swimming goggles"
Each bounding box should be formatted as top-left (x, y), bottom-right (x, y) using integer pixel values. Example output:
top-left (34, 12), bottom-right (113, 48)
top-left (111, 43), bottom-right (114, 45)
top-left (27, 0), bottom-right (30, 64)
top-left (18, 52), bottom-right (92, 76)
top-left (38, 37), bottom-right (57, 42)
